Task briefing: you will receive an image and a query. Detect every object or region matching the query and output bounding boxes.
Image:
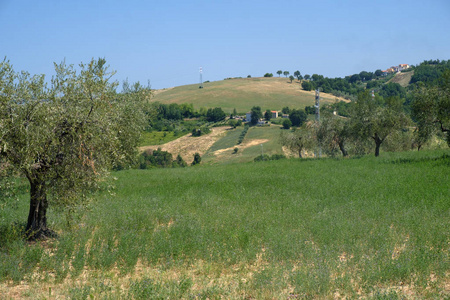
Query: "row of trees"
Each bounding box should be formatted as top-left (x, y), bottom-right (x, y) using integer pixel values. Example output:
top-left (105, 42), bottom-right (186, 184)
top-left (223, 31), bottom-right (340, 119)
top-left (149, 102), bottom-right (226, 123)
top-left (280, 71), bottom-right (449, 158)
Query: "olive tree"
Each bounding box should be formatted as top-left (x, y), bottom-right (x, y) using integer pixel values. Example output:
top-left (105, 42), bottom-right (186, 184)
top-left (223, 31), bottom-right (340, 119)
top-left (411, 70), bottom-right (450, 149)
top-left (350, 91), bottom-right (409, 157)
top-left (279, 124), bottom-right (316, 158)
top-left (317, 112), bottom-right (350, 157)
top-left (0, 58), bottom-right (147, 239)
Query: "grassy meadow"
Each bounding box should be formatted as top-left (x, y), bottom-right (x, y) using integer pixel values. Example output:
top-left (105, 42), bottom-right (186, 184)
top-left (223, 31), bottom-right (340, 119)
top-left (139, 131), bottom-right (184, 147)
top-left (0, 150), bottom-right (449, 299)
top-left (152, 77), bottom-right (343, 113)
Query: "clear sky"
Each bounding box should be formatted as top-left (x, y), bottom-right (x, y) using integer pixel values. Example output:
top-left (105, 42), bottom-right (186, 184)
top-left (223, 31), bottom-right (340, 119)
top-left (1, 0), bottom-right (449, 90)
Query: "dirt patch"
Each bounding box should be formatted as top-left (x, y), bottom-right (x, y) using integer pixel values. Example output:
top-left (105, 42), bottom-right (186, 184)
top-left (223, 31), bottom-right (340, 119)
top-left (139, 127), bottom-right (229, 163)
top-left (388, 71), bottom-right (413, 88)
top-left (213, 139), bottom-right (269, 156)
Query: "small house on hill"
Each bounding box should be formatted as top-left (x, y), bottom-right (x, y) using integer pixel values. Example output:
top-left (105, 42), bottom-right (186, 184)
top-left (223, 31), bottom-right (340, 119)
top-left (246, 112), bottom-right (252, 122)
top-left (398, 64), bottom-right (410, 71)
top-left (271, 111), bottom-right (278, 119)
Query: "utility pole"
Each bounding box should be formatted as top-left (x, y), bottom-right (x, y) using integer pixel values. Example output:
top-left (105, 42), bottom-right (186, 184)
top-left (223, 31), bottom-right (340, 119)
top-left (315, 88), bottom-right (321, 158)
top-left (199, 67), bottom-right (203, 89)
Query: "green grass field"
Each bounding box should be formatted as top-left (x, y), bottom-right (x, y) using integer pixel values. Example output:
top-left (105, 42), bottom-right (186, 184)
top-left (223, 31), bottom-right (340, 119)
top-left (152, 77), bottom-right (342, 114)
top-left (1, 150), bottom-right (449, 298)
top-left (139, 131), bottom-right (187, 146)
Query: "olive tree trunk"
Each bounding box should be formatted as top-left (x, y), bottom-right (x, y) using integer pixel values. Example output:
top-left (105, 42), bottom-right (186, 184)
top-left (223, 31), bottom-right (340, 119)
top-left (25, 178), bottom-right (56, 240)
top-left (373, 133), bottom-right (384, 157)
top-left (338, 141), bottom-right (348, 157)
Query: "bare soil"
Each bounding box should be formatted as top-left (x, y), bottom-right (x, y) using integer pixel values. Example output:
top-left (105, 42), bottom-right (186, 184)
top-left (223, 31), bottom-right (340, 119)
top-left (139, 127), bottom-right (229, 163)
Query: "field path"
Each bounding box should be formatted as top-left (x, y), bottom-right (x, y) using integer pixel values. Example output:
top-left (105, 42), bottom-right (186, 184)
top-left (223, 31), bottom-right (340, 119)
top-left (139, 127), bottom-right (229, 163)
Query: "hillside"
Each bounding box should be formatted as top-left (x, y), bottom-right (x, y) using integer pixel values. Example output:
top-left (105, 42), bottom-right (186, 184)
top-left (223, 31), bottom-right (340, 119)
top-left (387, 71), bottom-right (414, 87)
top-left (152, 77), bottom-right (346, 113)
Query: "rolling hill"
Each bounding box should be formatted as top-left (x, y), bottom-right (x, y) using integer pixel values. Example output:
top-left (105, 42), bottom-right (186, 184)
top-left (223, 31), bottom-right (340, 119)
top-left (152, 77), bottom-right (347, 113)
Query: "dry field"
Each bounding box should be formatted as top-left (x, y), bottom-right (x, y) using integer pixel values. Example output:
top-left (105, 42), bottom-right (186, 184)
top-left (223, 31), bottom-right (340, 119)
top-left (152, 77), bottom-right (347, 113)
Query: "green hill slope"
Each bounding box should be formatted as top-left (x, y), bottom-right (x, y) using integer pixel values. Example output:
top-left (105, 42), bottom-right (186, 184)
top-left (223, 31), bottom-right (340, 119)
top-left (152, 77), bottom-right (345, 113)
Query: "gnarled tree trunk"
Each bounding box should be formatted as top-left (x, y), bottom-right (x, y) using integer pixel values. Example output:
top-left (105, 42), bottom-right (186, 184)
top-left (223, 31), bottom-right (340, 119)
top-left (25, 177), bottom-right (56, 240)
top-left (338, 140), bottom-right (348, 157)
top-left (373, 133), bottom-right (383, 157)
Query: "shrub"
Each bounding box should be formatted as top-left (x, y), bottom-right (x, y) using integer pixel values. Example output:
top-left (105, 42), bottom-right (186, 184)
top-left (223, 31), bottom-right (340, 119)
top-left (192, 127), bottom-right (211, 137)
top-left (191, 153), bottom-right (201, 166)
top-left (139, 148), bottom-right (173, 169)
top-left (173, 155), bottom-right (187, 168)
top-left (254, 154), bottom-right (270, 162)
top-left (270, 154), bottom-right (286, 160)
top-left (282, 119), bottom-right (292, 129)
top-left (302, 81), bottom-right (313, 91)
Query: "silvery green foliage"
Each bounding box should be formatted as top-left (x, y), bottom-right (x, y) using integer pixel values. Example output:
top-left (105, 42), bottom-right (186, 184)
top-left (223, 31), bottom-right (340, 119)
top-left (0, 58), bottom-right (147, 213)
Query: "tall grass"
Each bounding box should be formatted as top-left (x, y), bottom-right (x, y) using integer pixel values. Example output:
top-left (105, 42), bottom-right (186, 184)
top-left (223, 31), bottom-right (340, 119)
top-left (0, 150), bottom-right (449, 298)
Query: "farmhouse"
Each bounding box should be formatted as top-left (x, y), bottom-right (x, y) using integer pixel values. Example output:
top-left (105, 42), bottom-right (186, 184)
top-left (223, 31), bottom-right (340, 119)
top-left (245, 112), bottom-right (252, 122)
top-left (271, 111), bottom-right (278, 119)
top-left (398, 64), bottom-right (410, 71)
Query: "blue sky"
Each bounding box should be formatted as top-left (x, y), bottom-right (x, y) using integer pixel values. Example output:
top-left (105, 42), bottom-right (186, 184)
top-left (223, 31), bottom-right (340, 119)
top-left (1, 0), bottom-right (449, 90)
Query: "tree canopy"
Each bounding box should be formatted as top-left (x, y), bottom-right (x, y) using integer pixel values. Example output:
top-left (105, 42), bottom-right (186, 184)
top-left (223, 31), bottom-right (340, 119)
top-left (289, 109), bottom-right (308, 127)
top-left (350, 91), bottom-right (409, 156)
top-left (250, 106), bottom-right (263, 125)
top-left (411, 70), bottom-right (450, 148)
top-left (0, 58), bottom-right (147, 239)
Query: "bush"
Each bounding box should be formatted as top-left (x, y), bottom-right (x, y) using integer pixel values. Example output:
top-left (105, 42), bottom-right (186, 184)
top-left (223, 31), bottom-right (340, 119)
top-left (192, 127), bottom-right (211, 137)
top-left (270, 154), bottom-right (286, 160)
top-left (173, 155), bottom-right (187, 168)
top-left (233, 148), bottom-right (238, 154)
top-left (264, 73), bottom-right (273, 77)
top-left (191, 153), bottom-right (201, 166)
top-left (254, 154), bottom-right (270, 162)
top-left (206, 107), bottom-right (226, 122)
top-left (282, 119), bottom-right (292, 129)
top-left (302, 81), bottom-right (313, 91)
top-left (139, 148), bottom-right (173, 169)
top-left (228, 119), bottom-right (238, 128)
top-left (254, 154), bottom-right (286, 162)
top-left (289, 109), bottom-right (307, 127)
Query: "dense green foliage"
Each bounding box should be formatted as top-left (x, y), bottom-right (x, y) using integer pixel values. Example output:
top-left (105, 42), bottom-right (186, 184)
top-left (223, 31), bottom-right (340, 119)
top-left (206, 107), bottom-right (226, 122)
top-left (289, 109), bottom-right (308, 127)
top-left (191, 152), bottom-right (201, 165)
top-left (410, 59), bottom-right (450, 86)
top-left (282, 118), bottom-right (292, 129)
top-left (411, 69), bottom-right (450, 148)
top-left (250, 106), bottom-right (262, 125)
top-left (138, 148), bottom-right (187, 169)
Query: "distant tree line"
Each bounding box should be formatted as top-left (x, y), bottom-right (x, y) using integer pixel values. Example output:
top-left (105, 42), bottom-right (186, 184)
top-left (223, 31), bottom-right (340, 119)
top-left (138, 148), bottom-right (203, 169)
top-left (279, 69), bottom-right (449, 159)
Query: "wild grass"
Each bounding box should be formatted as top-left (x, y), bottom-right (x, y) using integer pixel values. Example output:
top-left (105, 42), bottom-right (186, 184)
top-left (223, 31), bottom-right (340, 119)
top-left (0, 150), bottom-right (449, 298)
top-left (152, 77), bottom-right (340, 113)
top-left (139, 131), bottom-right (184, 146)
